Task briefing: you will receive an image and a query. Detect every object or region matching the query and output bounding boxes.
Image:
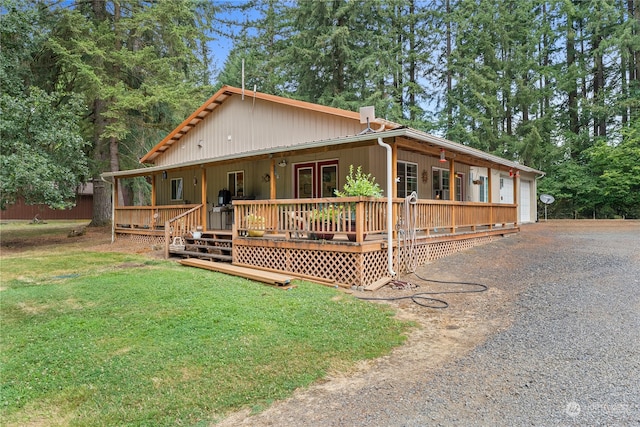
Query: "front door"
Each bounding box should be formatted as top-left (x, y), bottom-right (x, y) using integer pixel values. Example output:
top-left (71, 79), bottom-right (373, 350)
top-left (294, 160), bottom-right (338, 198)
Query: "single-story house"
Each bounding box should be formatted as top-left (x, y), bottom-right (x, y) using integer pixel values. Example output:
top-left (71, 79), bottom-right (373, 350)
top-left (102, 85), bottom-right (544, 287)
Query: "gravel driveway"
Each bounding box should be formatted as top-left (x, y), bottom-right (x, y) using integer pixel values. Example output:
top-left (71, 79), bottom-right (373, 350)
top-left (217, 220), bottom-right (640, 426)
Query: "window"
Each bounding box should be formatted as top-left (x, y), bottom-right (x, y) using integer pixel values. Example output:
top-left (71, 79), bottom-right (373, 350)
top-left (455, 173), bottom-right (464, 201)
top-left (479, 176), bottom-right (488, 202)
top-left (321, 163), bottom-right (337, 197)
top-left (171, 178), bottom-right (183, 201)
top-left (432, 168), bottom-right (463, 201)
top-left (397, 161), bottom-right (418, 198)
top-left (228, 171), bottom-right (244, 198)
top-left (432, 168), bottom-right (449, 199)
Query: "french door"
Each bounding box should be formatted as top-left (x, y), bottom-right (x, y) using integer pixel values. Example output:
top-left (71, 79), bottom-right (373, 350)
top-left (294, 160), bottom-right (338, 198)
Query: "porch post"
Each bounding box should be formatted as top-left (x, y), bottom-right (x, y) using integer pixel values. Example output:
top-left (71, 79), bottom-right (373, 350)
top-left (151, 175), bottom-right (156, 207)
top-left (113, 177), bottom-right (119, 209)
top-left (270, 158), bottom-right (276, 199)
top-left (449, 158), bottom-right (456, 233)
top-left (488, 167), bottom-right (493, 230)
top-left (201, 167), bottom-right (207, 229)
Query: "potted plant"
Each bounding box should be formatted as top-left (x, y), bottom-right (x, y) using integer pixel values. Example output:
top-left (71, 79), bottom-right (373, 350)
top-left (334, 165), bottom-right (383, 241)
top-left (246, 213), bottom-right (266, 237)
top-left (309, 205), bottom-right (342, 240)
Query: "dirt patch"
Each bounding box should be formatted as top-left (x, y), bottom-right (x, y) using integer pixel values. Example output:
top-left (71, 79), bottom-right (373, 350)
top-left (0, 225), bottom-right (113, 253)
top-left (0, 225), bottom-right (166, 258)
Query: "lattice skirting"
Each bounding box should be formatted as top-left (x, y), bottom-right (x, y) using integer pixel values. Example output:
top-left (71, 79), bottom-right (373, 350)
top-left (116, 233), bottom-right (165, 246)
top-left (235, 234), bottom-right (498, 288)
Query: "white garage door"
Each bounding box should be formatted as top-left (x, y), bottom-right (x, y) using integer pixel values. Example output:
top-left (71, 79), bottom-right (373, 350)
top-left (520, 180), bottom-right (531, 223)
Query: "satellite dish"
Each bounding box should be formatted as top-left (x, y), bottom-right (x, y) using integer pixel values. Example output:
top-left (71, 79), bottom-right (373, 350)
top-left (359, 106), bottom-right (375, 124)
top-left (539, 194), bottom-right (554, 221)
top-left (540, 194), bottom-right (555, 204)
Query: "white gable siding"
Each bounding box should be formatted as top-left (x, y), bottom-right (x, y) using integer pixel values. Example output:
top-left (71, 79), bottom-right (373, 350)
top-left (153, 96), bottom-right (364, 167)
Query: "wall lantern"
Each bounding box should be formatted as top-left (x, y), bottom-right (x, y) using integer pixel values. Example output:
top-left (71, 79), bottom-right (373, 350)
top-left (278, 159), bottom-right (287, 168)
top-left (439, 148), bottom-right (447, 163)
top-left (162, 170), bottom-right (168, 180)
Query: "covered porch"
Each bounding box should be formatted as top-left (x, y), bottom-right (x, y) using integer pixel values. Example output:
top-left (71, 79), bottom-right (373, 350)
top-left (114, 197), bottom-right (518, 287)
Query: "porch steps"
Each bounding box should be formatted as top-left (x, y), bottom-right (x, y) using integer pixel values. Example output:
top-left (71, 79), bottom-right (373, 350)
top-left (169, 231), bottom-right (233, 262)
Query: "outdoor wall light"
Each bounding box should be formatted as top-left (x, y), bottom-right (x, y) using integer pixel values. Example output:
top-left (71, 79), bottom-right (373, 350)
top-left (162, 171), bottom-right (168, 179)
top-left (278, 159), bottom-right (287, 167)
top-left (439, 148), bottom-right (447, 163)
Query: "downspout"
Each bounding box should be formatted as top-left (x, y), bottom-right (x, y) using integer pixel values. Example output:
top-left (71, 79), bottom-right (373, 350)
top-left (377, 137), bottom-right (397, 277)
top-left (100, 174), bottom-right (115, 243)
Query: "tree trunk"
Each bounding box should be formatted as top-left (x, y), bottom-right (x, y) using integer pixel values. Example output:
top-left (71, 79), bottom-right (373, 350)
top-left (593, 34), bottom-right (606, 137)
top-left (91, 177), bottom-right (112, 227)
top-left (445, 0), bottom-right (453, 138)
top-left (90, 98), bottom-right (112, 227)
top-left (408, 0), bottom-right (416, 121)
top-left (567, 19), bottom-right (579, 138)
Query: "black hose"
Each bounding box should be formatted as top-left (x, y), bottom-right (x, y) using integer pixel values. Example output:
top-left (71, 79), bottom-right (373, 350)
top-left (355, 272), bottom-right (488, 309)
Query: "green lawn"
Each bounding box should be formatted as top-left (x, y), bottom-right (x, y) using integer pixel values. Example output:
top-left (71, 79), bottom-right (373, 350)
top-left (0, 226), bottom-right (409, 426)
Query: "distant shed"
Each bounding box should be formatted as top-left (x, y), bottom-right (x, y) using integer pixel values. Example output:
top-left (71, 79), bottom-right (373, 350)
top-left (0, 183), bottom-right (93, 221)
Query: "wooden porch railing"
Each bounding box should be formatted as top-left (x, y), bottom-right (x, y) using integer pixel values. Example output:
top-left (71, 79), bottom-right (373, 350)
top-left (234, 198), bottom-right (517, 242)
top-left (115, 204), bottom-right (201, 230)
top-left (163, 204), bottom-right (203, 258)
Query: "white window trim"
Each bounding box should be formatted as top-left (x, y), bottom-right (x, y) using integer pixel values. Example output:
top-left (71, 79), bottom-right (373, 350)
top-left (397, 160), bottom-right (418, 198)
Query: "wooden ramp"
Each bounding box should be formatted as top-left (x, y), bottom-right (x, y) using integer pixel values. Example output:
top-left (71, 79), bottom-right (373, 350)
top-left (179, 258), bottom-right (294, 286)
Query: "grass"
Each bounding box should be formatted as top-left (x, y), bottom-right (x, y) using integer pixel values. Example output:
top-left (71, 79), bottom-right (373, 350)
top-left (0, 223), bottom-right (410, 426)
top-left (0, 220), bottom-right (91, 241)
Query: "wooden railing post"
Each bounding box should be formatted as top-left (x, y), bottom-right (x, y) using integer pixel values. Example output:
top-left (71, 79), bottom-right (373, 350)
top-left (164, 220), bottom-right (170, 259)
top-left (355, 198), bottom-right (365, 243)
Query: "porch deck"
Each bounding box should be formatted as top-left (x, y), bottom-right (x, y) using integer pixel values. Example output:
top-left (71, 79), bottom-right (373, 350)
top-left (114, 198), bottom-right (518, 287)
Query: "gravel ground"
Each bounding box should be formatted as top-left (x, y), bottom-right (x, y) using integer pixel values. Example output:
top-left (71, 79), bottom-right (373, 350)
top-left (217, 220), bottom-right (640, 426)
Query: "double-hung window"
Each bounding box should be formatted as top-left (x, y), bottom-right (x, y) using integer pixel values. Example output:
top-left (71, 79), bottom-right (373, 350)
top-left (397, 161), bottom-right (418, 198)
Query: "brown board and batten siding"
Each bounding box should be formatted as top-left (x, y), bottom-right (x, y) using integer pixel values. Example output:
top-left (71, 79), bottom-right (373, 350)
top-left (0, 196), bottom-right (93, 220)
top-left (152, 96), bottom-right (365, 168)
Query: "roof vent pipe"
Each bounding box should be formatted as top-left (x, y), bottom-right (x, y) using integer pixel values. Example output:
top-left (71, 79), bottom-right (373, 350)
top-left (377, 137), bottom-right (397, 277)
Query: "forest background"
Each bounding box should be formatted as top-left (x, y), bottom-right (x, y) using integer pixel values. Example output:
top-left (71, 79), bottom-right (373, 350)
top-left (1, 0), bottom-right (639, 223)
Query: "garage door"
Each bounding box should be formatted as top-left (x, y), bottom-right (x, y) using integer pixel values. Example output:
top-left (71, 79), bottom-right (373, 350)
top-left (520, 180), bottom-right (531, 223)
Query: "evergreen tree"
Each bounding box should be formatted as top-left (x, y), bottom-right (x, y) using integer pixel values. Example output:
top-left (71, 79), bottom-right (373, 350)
top-left (0, 0), bottom-right (89, 210)
top-left (30, 0), bottom-right (220, 224)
